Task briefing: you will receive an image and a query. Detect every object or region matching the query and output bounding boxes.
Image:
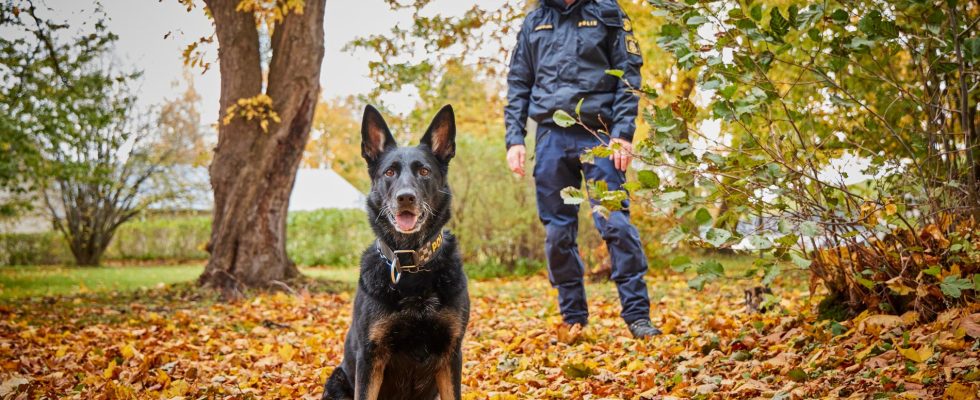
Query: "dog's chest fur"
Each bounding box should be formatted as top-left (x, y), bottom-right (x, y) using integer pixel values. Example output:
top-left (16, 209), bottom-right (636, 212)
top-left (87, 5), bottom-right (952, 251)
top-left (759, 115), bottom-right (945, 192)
top-left (370, 291), bottom-right (460, 363)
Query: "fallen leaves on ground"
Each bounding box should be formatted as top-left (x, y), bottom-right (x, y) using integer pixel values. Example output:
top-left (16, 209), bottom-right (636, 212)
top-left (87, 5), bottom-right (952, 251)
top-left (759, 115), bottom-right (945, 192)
top-left (0, 271), bottom-right (978, 399)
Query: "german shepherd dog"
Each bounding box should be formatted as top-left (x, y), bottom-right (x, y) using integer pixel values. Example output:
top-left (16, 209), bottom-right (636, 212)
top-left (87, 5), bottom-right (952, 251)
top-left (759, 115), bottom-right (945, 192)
top-left (322, 105), bottom-right (469, 400)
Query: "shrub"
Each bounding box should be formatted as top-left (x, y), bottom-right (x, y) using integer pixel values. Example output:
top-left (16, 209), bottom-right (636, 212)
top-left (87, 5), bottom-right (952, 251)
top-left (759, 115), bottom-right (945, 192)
top-left (0, 232), bottom-right (72, 265)
top-left (286, 209), bottom-right (374, 267)
top-left (105, 213), bottom-right (211, 261)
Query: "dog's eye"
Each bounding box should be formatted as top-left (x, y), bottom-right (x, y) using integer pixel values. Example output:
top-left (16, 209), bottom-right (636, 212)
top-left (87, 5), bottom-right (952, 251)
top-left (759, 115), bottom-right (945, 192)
top-left (384, 168), bottom-right (395, 177)
top-left (418, 167), bottom-right (430, 177)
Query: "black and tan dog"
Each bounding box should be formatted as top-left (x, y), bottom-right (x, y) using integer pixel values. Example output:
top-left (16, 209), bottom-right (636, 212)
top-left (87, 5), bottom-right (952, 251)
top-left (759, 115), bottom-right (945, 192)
top-left (322, 105), bottom-right (469, 400)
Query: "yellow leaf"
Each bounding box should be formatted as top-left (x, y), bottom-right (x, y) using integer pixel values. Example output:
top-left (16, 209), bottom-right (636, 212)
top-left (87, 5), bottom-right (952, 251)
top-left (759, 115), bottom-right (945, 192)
top-left (120, 343), bottom-right (135, 359)
top-left (156, 370), bottom-right (170, 386)
top-left (886, 277), bottom-right (914, 296)
top-left (884, 203), bottom-right (898, 216)
top-left (103, 360), bottom-right (116, 379)
top-left (898, 345), bottom-right (934, 363)
top-left (944, 382), bottom-right (977, 400)
top-left (278, 343), bottom-right (297, 361)
top-left (855, 344), bottom-right (876, 361)
top-left (163, 379), bottom-right (190, 397)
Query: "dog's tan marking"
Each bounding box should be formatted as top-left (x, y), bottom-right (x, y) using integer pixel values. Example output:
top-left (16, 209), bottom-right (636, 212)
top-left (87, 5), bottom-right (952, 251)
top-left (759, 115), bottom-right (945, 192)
top-left (367, 314), bottom-right (396, 346)
top-left (435, 308), bottom-right (464, 345)
top-left (354, 354), bottom-right (388, 400)
top-left (435, 361), bottom-right (455, 400)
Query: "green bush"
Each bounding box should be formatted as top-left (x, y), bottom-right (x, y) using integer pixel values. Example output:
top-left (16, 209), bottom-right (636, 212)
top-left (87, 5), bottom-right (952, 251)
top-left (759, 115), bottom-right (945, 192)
top-left (447, 133), bottom-right (547, 276)
top-left (0, 232), bottom-right (72, 265)
top-left (3, 209), bottom-right (375, 267)
top-left (106, 214), bottom-right (211, 261)
top-left (286, 209), bottom-right (373, 267)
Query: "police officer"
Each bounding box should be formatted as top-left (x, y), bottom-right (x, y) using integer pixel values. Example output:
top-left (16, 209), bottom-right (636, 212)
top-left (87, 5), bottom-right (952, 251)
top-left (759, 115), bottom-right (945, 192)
top-left (504, 0), bottom-right (660, 338)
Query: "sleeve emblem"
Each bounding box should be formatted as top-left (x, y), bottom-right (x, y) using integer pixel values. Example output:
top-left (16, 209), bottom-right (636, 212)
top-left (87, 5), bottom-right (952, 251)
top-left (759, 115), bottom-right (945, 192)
top-left (625, 35), bottom-right (641, 56)
top-left (623, 18), bottom-right (633, 32)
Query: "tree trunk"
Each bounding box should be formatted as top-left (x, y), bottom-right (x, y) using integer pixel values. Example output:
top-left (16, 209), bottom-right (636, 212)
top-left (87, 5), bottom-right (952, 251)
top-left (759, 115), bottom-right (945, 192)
top-left (198, 0), bottom-right (326, 297)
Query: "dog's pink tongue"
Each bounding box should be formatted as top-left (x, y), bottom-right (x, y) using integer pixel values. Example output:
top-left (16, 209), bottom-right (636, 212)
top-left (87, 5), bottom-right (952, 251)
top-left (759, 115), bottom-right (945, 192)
top-left (395, 212), bottom-right (418, 231)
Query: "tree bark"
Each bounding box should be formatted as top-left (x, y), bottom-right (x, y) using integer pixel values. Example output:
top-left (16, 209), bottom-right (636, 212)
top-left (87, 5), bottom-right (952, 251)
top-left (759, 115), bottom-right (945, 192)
top-left (198, 0), bottom-right (326, 297)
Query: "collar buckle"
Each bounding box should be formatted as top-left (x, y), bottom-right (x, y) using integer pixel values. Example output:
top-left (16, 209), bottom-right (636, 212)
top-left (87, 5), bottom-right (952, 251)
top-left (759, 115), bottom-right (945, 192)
top-left (392, 249), bottom-right (420, 272)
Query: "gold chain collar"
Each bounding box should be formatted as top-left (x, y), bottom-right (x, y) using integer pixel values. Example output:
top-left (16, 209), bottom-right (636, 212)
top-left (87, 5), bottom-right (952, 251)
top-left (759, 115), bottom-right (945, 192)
top-left (377, 232), bottom-right (445, 285)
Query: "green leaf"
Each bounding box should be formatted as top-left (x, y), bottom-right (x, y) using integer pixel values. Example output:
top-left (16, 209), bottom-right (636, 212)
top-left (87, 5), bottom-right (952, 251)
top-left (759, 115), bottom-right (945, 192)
top-left (704, 228), bottom-right (731, 247)
top-left (695, 208), bottom-right (713, 226)
top-left (688, 275), bottom-right (710, 291)
top-left (965, 38), bottom-right (980, 61)
top-left (604, 69), bottom-right (624, 78)
top-left (698, 260), bottom-right (724, 277)
top-left (553, 110), bottom-right (576, 128)
top-left (748, 235), bottom-right (773, 250)
top-left (750, 4), bottom-right (762, 21)
top-left (762, 263), bottom-right (780, 285)
top-left (659, 191), bottom-right (687, 201)
top-left (940, 276), bottom-right (973, 298)
top-left (923, 266), bottom-right (941, 277)
top-left (769, 8), bottom-right (790, 37)
top-left (831, 9), bottom-right (848, 23)
top-left (855, 274), bottom-right (875, 290)
top-left (575, 98), bottom-right (584, 116)
top-left (790, 253), bottom-right (812, 269)
top-left (974, 274), bottom-right (980, 292)
top-left (636, 170), bottom-right (660, 189)
top-left (670, 255), bottom-right (693, 272)
top-left (559, 186), bottom-right (586, 205)
top-left (686, 15), bottom-right (708, 26)
top-left (787, 368), bottom-right (807, 382)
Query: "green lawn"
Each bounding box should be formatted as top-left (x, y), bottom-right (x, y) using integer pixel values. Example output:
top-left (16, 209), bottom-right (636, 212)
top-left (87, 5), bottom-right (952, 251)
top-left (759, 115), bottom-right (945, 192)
top-left (0, 253), bottom-right (782, 301)
top-left (0, 264), bottom-right (361, 301)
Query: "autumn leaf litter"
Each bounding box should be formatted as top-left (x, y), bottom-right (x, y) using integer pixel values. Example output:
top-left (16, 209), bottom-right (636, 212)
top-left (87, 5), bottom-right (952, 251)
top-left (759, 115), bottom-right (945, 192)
top-left (0, 271), bottom-right (977, 399)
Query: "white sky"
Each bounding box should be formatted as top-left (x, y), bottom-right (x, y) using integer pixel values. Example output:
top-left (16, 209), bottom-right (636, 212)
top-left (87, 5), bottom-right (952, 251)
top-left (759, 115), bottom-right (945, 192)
top-left (33, 0), bottom-right (492, 126)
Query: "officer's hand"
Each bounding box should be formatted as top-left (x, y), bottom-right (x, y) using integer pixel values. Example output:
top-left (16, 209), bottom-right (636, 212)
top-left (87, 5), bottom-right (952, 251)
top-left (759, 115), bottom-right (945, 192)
top-left (610, 138), bottom-right (633, 172)
top-left (507, 145), bottom-right (527, 177)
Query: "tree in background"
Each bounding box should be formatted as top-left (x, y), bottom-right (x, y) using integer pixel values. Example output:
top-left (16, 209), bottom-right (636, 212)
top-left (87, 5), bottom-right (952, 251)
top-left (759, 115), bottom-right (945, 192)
top-left (0, 2), bottom-right (115, 217)
top-left (303, 97), bottom-right (366, 190)
top-left (44, 84), bottom-right (181, 266)
top-left (187, 0), bottom-right (326, 297)
top-left (1, 1), bottom-right (181, 265)
top-left (155, 69), bottom-right (211, 167)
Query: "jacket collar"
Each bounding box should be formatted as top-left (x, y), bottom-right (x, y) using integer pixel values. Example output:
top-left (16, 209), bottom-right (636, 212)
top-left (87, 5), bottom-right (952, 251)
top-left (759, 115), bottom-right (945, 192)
top-left (543, 0), bottom-right (589, 15)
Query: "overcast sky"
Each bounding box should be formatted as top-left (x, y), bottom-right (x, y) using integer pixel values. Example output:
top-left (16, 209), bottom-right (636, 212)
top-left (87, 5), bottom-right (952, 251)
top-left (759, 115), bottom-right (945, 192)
top-left (33, 0), bottom-right (496, 126)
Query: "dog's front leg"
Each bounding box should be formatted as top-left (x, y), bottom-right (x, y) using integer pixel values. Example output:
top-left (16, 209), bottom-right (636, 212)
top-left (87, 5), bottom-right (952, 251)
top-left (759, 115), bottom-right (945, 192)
top-left (435, 343), bottom-right (463, 400)
top-left (353, 347), bottom-right (387, 400)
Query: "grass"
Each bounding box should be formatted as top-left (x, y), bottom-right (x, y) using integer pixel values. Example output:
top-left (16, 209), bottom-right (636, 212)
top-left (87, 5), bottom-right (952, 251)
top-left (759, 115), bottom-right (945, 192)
top-left (0, 264), bottom-right (363, 301)
top-left (0, 252), bottom-right (782, 302)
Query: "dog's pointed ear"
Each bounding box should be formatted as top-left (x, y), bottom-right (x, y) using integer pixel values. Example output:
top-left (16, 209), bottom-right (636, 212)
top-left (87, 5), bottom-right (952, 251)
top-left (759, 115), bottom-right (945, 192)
top-left (361, 105), bottom-right (396, 164)
top-left (420, 105), bottom-right (456, 163)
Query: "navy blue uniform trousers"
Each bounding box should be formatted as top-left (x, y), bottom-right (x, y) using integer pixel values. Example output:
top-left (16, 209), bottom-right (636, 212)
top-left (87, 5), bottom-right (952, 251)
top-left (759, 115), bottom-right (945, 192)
top-left (533, 124), bottom-right (650, 325)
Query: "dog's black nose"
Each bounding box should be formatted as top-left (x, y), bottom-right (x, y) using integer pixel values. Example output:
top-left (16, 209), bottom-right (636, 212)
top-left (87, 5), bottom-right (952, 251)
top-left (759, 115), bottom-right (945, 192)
top-left (396, 190), bottom-right (416, 206)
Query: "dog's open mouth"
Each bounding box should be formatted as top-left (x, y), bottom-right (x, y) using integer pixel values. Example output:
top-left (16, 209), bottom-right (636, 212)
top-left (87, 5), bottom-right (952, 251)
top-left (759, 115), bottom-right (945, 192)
top-left (393, 210), bottom-right (421, 233)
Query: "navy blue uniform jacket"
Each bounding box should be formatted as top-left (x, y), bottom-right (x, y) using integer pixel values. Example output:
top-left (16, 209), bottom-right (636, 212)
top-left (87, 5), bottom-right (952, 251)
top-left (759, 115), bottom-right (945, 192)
top-left (504, 0), bottom-right (643, 149)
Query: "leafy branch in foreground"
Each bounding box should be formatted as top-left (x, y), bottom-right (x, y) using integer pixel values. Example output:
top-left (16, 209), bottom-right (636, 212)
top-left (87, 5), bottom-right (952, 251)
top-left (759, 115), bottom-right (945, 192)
top-left (563, 0), bottom-right (979, 318)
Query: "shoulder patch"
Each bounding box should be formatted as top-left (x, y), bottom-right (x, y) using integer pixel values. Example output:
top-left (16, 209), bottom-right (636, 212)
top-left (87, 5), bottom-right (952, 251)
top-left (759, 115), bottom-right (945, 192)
top-left (534, 24), bottom-right (553, 31)
top-left (625, 35), bottom-right (641, 55)
top-left (623, 18), bottom-right (633, 32)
